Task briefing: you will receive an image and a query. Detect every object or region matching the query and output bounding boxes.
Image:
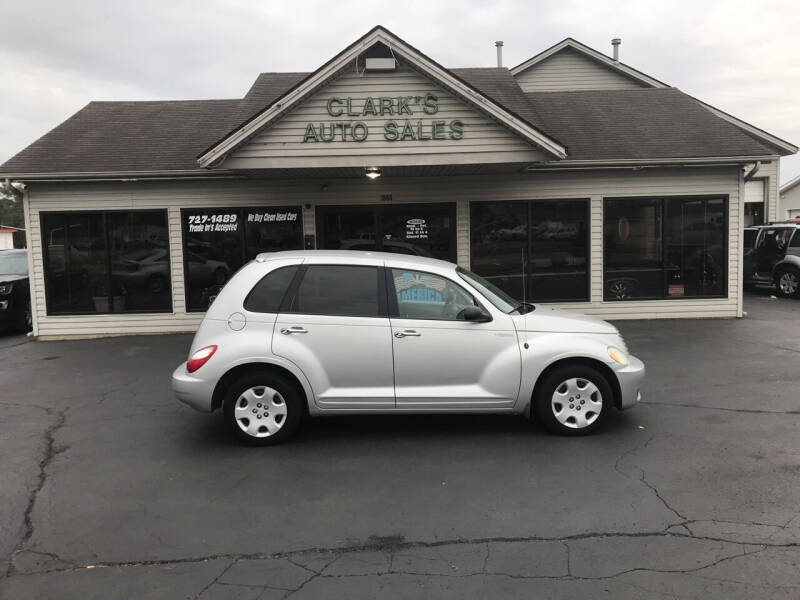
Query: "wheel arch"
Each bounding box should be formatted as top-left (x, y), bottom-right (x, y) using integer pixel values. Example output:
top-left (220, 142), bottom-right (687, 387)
top-left (212, 361), bottom-right (310, 415)
top-left (531, 356), bottom-right (622, 410)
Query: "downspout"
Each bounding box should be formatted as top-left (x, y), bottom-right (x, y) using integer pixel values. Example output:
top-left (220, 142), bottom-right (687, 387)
top-left (744, 161), bottom-right (761, 182)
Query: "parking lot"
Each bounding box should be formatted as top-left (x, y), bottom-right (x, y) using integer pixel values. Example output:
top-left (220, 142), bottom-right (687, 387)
top-left (1, 291), bottom-right (799, 599)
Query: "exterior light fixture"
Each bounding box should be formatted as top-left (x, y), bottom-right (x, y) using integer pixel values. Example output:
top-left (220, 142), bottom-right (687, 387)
top-left (365, 167), bottom-right (381, 180)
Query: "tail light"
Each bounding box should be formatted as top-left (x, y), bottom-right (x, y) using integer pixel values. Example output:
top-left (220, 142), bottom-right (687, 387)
top-left (186, 345), bottom-right (217, 373)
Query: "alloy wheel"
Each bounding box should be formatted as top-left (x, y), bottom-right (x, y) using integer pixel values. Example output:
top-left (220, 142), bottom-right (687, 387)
top-left (233, 386), bottom-right (288, 438)
top-left (779, 271), bottom-right (798, 296)
top-left (551, 378), bottom-right (603, 429)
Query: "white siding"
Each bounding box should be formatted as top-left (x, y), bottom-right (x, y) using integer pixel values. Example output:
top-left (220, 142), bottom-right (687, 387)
top-left (755, 160), bottom-right (780, 222)
top-left (225, 63), bottom-right (547, 169)
top-left (780, 182), bottom-right (800, 218)
top-left (514, 48), bottom-right (650, 93)
top-left (27, 166), bottom-right (742, 338)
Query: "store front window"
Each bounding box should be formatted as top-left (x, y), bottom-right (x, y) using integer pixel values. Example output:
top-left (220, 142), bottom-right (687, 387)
top-left (470, 199), bottom-right (589, 302)
top-left (182, 207), bottom-right (303, 311)
top-left (41, 210), bottom-right (171, 315)
top-left (317, 203), bottom-right (455, 261)
top-left (604, 197), bottom-right (727, 300)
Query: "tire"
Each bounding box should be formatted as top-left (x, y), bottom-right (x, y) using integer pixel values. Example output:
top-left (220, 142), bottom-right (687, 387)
top-left (533, 364), bottom-right (613, 436)
top-left (774, 267), bottom-right (800, 299)
top-left (223, 372), bottom-right (303, 446)
top-left (16, 299), bottom-right (32, 334)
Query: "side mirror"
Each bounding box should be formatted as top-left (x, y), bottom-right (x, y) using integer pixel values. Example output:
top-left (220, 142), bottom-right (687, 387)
top-left (462, 306), bottom-right (492, 323)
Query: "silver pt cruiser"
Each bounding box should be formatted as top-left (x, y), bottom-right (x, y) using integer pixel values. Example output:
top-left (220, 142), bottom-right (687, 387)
top-left (173, 251), bottom-right (644, 445)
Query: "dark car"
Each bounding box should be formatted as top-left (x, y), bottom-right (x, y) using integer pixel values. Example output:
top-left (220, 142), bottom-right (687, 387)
top-left (0, 249), bottom-right (32, 332)
top-left (743, 223), bottom-right (800, 298)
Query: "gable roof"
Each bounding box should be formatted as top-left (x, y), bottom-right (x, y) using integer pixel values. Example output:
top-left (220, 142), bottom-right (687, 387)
top-left (525, 88), bottom-right (778, 163)
top-left (197, 25), bottom-right (568, 166)
top-left (511, 38), bottom-right (668, 89)
top-left (512, 38), bottom-right (797, 156)
top-left (781, 174), bottom-right (800, 195)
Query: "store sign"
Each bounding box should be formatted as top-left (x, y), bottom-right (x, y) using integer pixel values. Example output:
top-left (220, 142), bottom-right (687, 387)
top-left (246, 210), bottom-right (299, 224)
top-left (186, 212), bottom-right (239, 233)
top-left (405, 218), bottom-right (428, 240)
top-left (302, 93), bottom-right (464, 143)
top-left (186, 210), bottom-right (299, 233)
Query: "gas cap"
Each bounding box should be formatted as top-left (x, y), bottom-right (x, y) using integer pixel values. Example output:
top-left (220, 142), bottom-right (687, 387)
top-left (227, 312), bottom-right (246, 331)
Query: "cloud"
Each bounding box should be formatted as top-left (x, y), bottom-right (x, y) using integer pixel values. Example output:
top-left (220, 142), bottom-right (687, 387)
top-left (1, 0), bottom-right (798, 180)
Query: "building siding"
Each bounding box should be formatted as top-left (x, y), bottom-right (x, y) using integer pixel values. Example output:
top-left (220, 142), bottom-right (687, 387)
top-left (225, 63), bottom-right (547, 169)
top-left (26, 166), bottom-right (742, 338)
top-left (514, 48), bottom-right (649, 93)
top-left (780, 181), bottom-right (800, 218)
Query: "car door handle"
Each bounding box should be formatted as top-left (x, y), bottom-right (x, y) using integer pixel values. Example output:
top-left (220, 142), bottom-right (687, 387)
top-left (394, 330), bottom-right (421, 338)
top-left (280, 326), bottom-right (308, 335)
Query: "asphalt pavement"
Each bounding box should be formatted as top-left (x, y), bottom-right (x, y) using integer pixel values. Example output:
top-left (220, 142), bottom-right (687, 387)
top-left (1, 292), bottom-right (799, 599)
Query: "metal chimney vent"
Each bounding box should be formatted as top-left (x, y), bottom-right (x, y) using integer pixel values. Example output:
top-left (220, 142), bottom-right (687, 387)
top-left (495, 41), bottom-right (504, 67)
top-left (611, 38), bottom-right (621, 62)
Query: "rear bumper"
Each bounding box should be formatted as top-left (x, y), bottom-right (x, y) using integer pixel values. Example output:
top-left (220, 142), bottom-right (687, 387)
top-left (616, 355), bottom-right (645, 410)
top-left (172, 363), bottom-right (216, 412)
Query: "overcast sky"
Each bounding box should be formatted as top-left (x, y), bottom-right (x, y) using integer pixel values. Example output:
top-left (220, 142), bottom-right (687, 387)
top-left (2, 0), bottom-right (799, 182)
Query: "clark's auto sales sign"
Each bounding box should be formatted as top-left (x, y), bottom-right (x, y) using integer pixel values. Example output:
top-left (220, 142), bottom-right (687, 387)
top-left (302, 93), bottom-right (464, 143)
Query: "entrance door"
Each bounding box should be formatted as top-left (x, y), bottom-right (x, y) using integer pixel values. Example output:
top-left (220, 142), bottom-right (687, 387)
top-left (272, 263), bottom-right (395, 409)
top-left (386, 267), bottom-right (521, 410)
top-left (317, 203), bottom-right (456, 261)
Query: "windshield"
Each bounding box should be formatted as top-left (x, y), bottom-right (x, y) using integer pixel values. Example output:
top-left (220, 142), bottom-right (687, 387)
top-left (456, 267), bottom-right (522, 313)
top-left (0, 253), bottom-right (27, 276)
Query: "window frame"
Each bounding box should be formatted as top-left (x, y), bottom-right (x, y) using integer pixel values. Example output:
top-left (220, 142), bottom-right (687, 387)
top-left (181, 206), bottom-right (304, 313)
top-left (603, 195), bottom-right (729, 302)
top-left (385, 267), bottom-right (489, 322)
top-left (279, 263), bottom-right (388, 319)
top-left (316, 202), bottom-right (458, 262)
top-left (469, 198), bottom-right (591, 303)
top-left (40, 209), bottom-right (172, 316)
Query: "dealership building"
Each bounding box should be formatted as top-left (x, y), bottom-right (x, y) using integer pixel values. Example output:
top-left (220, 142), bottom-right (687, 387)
top-left (1, 26), bottom-right (796, 338)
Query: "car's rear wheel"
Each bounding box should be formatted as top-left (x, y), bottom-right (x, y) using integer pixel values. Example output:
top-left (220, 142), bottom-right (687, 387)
top-left (223, 373), bottom-right (302, 445)
top-left (534, 364), bottom-right (613, 436)
top-left (775, 267), bottom-right (800, 298)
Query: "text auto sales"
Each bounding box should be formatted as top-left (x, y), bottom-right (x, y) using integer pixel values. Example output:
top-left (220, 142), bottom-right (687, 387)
top-left (302, 93), bottom-right (464, 143)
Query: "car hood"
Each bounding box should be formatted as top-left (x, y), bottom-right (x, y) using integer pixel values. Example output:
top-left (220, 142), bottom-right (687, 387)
top-left (512, 306), bottom-right (618, 334)
top-left (0, 274), bottom-right (27, 284)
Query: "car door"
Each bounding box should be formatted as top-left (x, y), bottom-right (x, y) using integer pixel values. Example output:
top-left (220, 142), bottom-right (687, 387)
top-left (387, 267), bottom-right (521, 410)
top-left (272, 262), bottom-right (395, 409)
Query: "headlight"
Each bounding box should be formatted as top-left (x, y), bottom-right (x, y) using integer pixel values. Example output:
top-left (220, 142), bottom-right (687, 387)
top-left (608, 346), bottom-right (629, 366)
top-left (0, 283), bottom-right (12, 295)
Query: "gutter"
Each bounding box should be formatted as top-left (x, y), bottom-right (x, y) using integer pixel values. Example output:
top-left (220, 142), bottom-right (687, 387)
top-left (527, 155), bottom-right (779, 170)
top-left (1, 170), bottom-right (245, 183)
top-left (743, 161), bottom-right (761, 182)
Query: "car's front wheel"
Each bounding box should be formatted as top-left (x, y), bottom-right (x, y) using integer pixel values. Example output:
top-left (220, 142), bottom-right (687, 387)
top-left (775, 267), bottom-right (800, 299)
top-left (223, 372), bottom-right (303, 445)
top-left (534, 365), bottom-right (613, 436)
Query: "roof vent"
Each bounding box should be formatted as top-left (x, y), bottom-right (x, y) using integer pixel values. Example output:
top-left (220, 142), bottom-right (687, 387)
top-left (495, 41), bottom-right (504, 67)
top-left (611, 38), bottom-right (621, 62)
top-left (365, 57), bottom-right (396, 71)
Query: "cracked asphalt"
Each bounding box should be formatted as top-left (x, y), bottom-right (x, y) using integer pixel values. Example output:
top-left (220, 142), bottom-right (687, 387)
top-left (1, 291), bottom-right (799, 599)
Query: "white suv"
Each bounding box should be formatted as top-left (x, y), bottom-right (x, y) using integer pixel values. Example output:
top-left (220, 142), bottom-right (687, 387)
top-left (172, 251), bottom-right (644, 445)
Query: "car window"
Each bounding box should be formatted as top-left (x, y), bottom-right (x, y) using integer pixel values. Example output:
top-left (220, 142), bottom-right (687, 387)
top-left (391, 268), bottom-right (476, 321)
top-left (244, 265), bottom-right (299, 313)
top-left (790, 229), bottom-right (800, 248)
top-left (288, 265), bottom-right (380, 317)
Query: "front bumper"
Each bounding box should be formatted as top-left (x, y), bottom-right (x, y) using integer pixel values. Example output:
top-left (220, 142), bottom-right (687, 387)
top-left (616, 354), bottom-right (645, 410)
top-left (172, 362), bottom-right (216, 412)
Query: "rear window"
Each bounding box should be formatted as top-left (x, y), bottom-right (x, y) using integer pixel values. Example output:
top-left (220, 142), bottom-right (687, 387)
top-left (243, 265), bottom-right (299, 313)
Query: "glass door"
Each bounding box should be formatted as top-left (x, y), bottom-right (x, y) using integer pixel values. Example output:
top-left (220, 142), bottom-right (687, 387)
top-left (317, 203), bottom-right (456, 262)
